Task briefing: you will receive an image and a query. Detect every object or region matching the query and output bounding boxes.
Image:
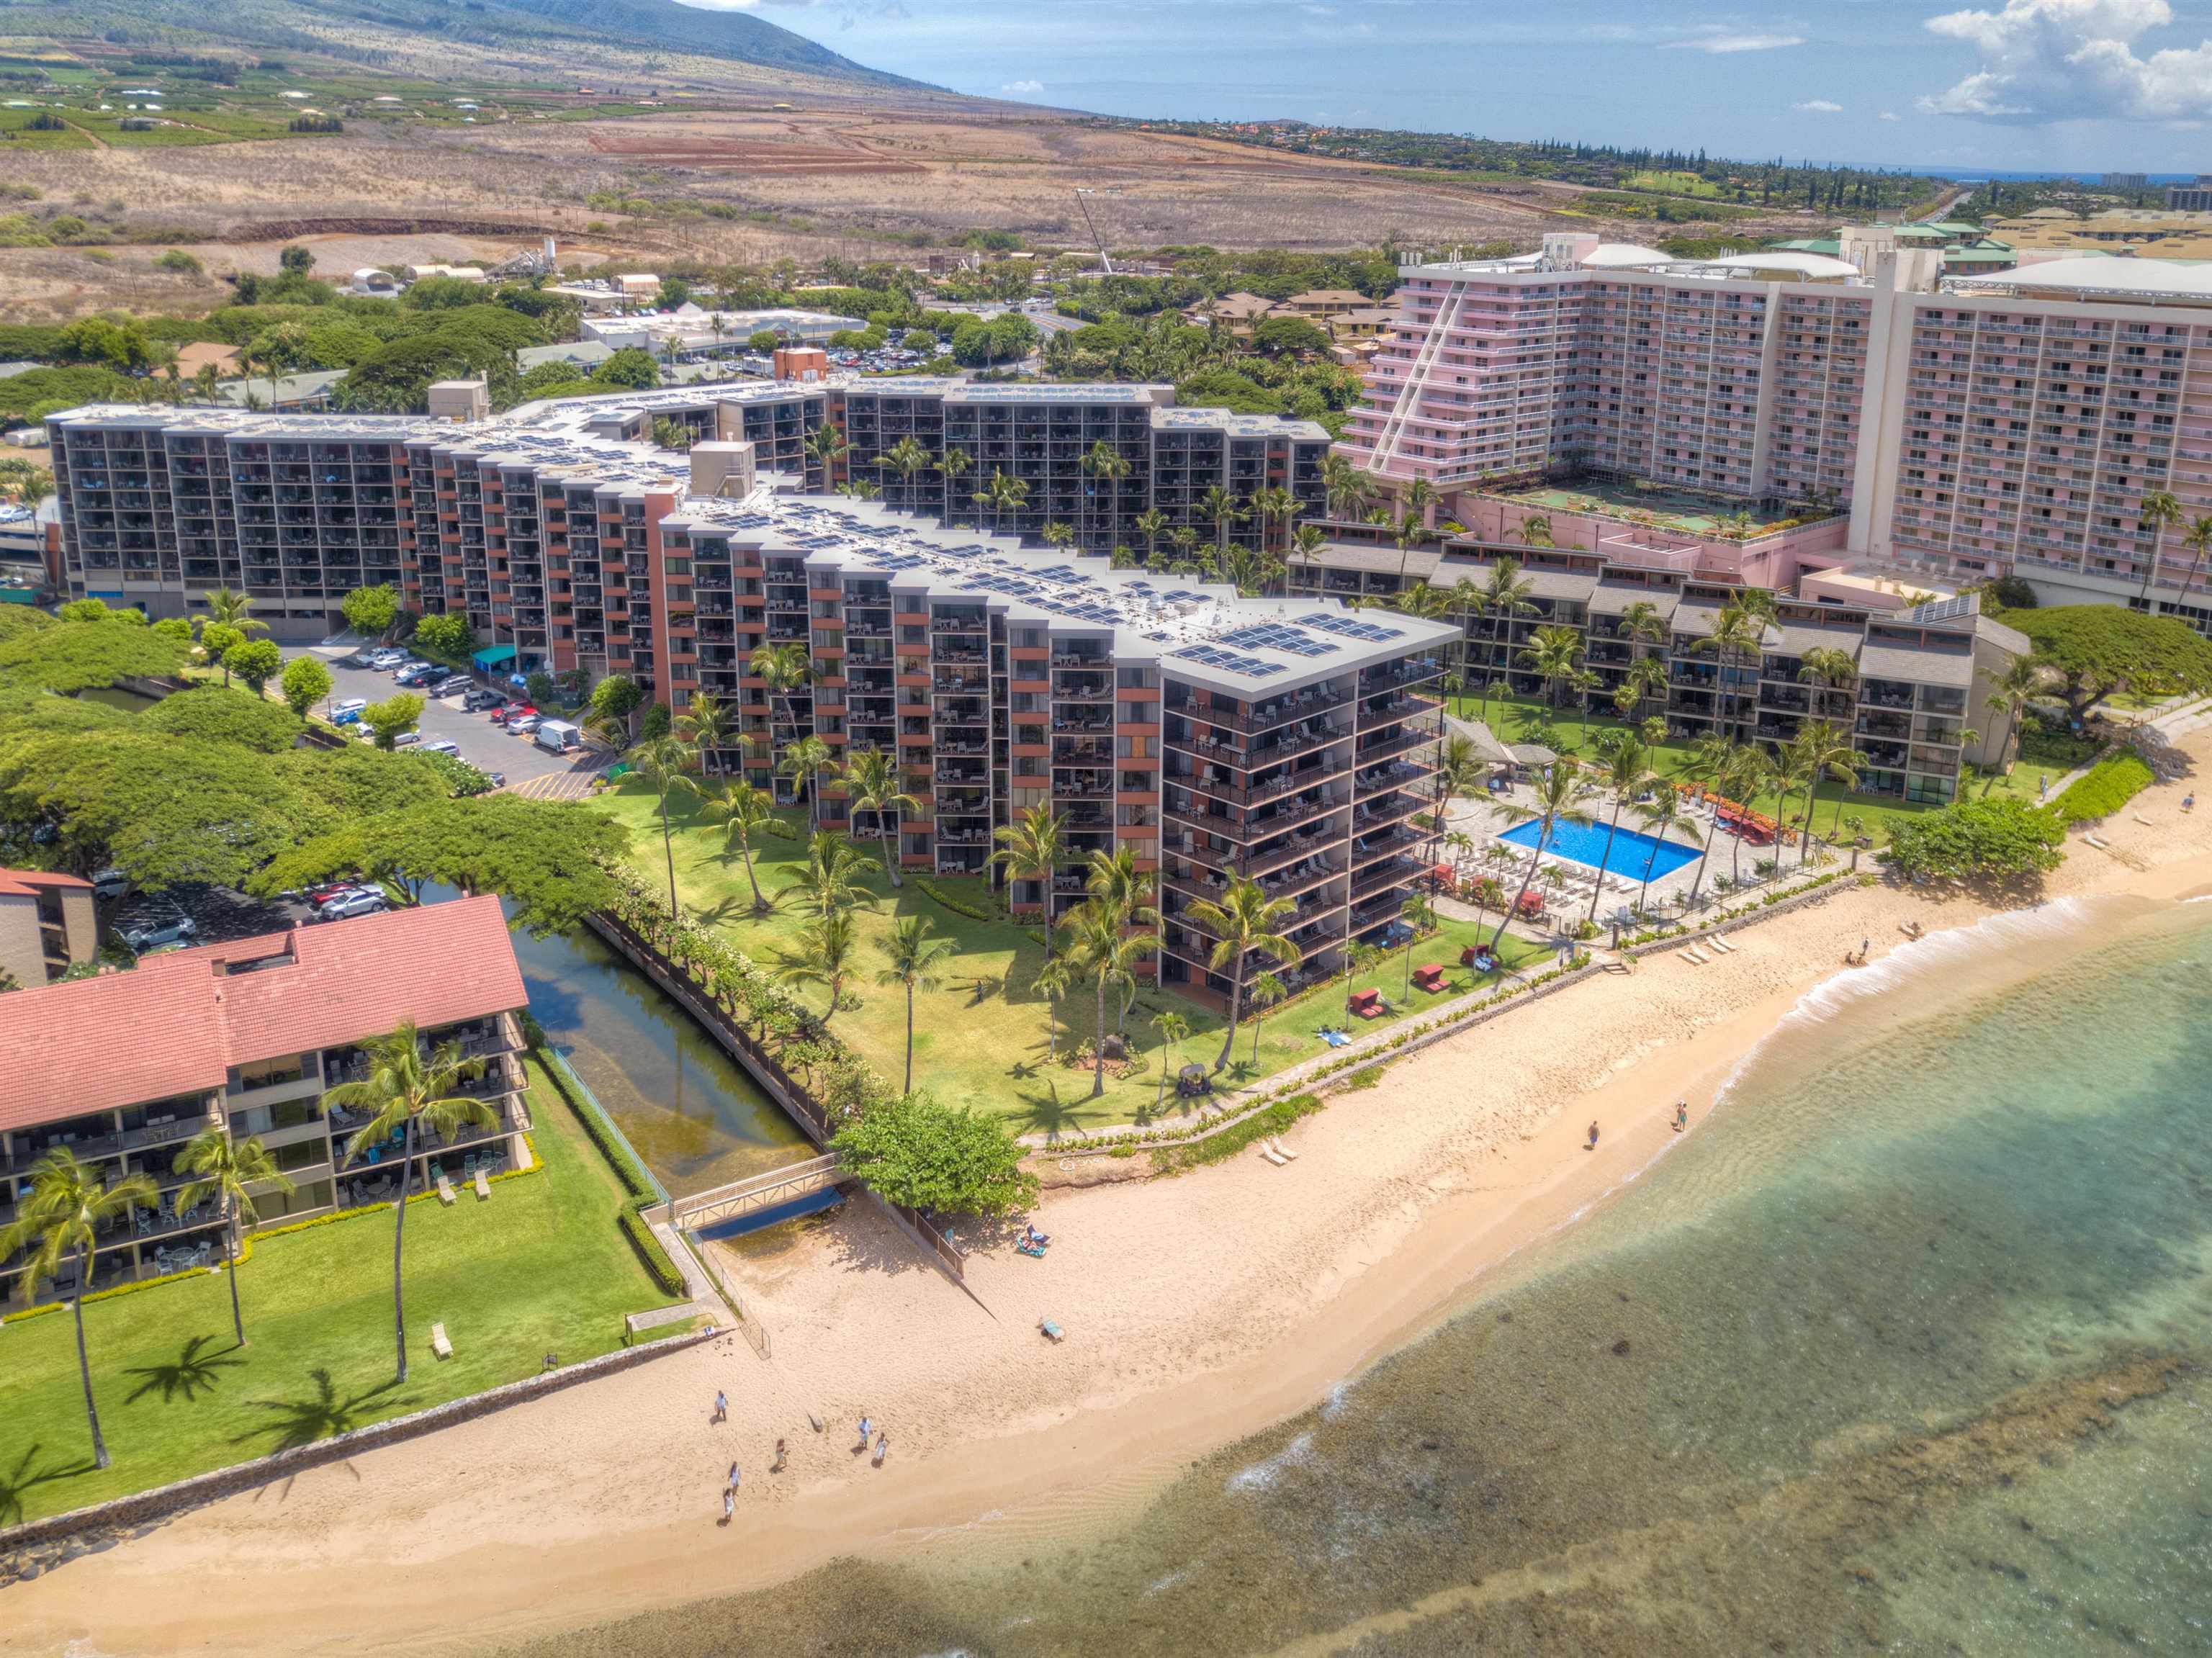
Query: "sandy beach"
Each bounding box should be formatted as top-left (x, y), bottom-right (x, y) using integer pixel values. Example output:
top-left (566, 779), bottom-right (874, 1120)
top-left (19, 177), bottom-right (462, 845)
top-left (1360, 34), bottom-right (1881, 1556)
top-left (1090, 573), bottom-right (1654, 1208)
top-left (9, 736), bottom-right (2212, 1658)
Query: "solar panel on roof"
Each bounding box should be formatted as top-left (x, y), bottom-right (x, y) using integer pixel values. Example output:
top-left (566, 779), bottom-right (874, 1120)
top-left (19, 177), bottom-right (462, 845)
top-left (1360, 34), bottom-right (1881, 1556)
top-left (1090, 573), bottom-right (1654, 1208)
top-left (1220, 623), bottom-right (1338, 658)
top-left (1303, 613), bottom-right (1406, 643)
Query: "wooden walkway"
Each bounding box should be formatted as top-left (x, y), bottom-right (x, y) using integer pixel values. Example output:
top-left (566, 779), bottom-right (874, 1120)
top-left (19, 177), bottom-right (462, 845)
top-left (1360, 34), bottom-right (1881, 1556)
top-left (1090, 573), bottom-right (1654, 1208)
top-left (665, 1155), bottom-right (846, 1232)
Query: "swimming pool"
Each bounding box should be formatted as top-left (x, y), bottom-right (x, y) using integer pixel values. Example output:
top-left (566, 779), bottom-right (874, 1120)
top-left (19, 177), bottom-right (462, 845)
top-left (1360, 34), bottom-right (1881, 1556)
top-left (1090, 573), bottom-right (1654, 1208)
top-left (1497, 816), bottom-right (1701, 883)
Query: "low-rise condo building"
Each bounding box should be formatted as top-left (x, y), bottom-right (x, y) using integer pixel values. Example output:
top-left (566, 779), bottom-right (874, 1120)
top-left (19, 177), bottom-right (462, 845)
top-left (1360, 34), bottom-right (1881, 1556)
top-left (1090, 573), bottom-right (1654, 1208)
top-left (0, 896), bottom-right (531, 1310)
top-left (0, 867), bottom-right (96, 988)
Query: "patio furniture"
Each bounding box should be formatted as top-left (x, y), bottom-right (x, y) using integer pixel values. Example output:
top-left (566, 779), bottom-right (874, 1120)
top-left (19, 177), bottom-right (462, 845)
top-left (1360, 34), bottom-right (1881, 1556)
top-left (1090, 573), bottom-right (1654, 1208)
top-left (1038, 1315), bottom-right (1065, 1343)
top-left (1411, 963), bottom-right (1446, 994)
top-left (1269, 1137), bottom-right (1298, 1162)
top-left (1257, 1143), bottom-right (1287, 1166)
top-left (473, 1168), bottom-right (491, 1199)
top-left (1347, 988), bottom-right (1384, 1019)
top-left (430, 1322), bottom-right (454, 1360)
top-left (436, 1173), bottom-right (456, 1206)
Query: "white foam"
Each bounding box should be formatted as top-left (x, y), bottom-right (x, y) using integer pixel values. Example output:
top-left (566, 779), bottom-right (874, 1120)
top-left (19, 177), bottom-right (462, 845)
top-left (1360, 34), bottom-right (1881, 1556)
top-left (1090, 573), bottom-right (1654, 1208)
top-left (1319, 1381), bottom-right (1354, 1421)
top-left (1226, 1431), bottom-right (1313, 1494)
top-left (1710, 897), bottom-right (2099, 1112)
top-left (1143, 1568), bottom-right (1191, 1598)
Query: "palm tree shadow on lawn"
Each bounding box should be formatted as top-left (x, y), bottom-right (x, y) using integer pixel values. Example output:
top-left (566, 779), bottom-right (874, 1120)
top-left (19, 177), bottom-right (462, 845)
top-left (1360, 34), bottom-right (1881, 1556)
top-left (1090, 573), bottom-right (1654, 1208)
top-left (124, 1331), bottom-right (245, 1405)
top-left (0, 1444), bottom-right (97, 1527)
top-left (235, 1368), bottom-right (412, 1456)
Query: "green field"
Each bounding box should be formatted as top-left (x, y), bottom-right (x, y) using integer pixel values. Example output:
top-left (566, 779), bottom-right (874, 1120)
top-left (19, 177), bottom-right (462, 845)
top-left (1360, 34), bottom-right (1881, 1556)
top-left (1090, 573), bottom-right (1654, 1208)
top-left (590, 781), bottom-right (1547, 1135)
top-left (0, 1057), bottom-right (681, 1527)
top-left (1625, 168), bottom-right (1724, 199)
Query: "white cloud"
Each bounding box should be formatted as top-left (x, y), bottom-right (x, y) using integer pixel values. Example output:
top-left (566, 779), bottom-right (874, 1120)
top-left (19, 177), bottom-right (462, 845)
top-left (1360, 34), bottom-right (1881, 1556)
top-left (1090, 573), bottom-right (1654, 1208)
top-left (1794, 98), bottom-right (1845, 112)
top-left (1919, 0), bottom-right (2212, 122)
top-left (1001, 78), bottom-right (1044, 95)
top-left (1879, 109), bottom-right (1903, 120)
top-left (1663, 32), bottom-right (1807, 53)
top-left (1298, 2), bottom-right (1337, 13)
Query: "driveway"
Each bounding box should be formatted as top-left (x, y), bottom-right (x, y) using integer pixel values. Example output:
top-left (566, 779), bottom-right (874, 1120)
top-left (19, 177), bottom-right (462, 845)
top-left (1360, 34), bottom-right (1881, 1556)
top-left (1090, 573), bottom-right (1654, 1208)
top-left (307, 651), bottom-right (609, 797)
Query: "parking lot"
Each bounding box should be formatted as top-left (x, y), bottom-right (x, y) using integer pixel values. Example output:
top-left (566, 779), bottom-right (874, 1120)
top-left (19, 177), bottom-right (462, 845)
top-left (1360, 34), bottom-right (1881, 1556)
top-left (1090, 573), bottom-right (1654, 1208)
top-left (309, 649), bottom-right (610, 799)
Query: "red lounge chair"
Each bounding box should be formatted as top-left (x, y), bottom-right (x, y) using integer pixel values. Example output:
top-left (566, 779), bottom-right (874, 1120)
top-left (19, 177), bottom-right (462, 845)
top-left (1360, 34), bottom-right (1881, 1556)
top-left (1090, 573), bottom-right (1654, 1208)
top-left (1412, 963), bottom-right (1446, 994)
top-left (1347, 988), bottom-right (1384, 1019)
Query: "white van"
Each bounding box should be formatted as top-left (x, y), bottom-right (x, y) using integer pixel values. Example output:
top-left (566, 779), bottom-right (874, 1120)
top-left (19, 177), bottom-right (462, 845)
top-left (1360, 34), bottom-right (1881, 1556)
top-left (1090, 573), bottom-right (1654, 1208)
top-left (534, 718), bottom-right (582, 754)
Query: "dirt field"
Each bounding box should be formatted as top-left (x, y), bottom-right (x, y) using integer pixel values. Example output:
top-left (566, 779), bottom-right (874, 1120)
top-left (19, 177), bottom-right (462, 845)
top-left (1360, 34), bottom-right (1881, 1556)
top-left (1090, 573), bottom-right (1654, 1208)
top-left (0, 104), bottom-right (1828, 320)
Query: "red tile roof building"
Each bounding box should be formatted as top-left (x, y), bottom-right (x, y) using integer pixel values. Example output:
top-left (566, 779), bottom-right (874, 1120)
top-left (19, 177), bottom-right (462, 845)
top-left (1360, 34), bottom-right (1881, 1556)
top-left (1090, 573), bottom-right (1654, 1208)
top-left (0, 896), bottom-right (531, 1309)
top-left (0, 867), bottom-right (96, 990)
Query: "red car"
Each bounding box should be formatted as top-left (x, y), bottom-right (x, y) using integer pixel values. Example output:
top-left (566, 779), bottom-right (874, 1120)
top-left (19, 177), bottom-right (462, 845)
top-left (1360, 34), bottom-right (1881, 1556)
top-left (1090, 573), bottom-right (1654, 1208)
top-left (490, 703), bottom-right (537, 726)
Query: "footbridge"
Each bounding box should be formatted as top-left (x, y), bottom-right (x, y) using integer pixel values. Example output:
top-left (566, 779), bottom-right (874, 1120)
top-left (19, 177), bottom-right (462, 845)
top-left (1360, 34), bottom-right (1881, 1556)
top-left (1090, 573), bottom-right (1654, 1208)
top-left (665, 1154), bottom-right (847, 1233)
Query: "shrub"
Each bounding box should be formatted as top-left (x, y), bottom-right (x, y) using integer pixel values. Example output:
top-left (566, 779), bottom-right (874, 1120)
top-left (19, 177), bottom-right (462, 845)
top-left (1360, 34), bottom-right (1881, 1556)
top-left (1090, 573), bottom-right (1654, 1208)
top-left (1150, 1093), bottom-right (1322, 1174)
top-left (2049, 751), bottom-right (2154, 824)
top-left (1881, 796), bottom-right (2065, 885)
top-left (913, 877), bottom-right (996, 921)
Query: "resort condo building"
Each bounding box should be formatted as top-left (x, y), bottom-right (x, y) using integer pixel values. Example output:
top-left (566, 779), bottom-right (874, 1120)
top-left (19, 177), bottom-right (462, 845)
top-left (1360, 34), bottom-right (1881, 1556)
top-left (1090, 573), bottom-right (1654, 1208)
top-left (1339, 234), bottom-right (2212, 625)
top-left (0, 897), bottom-right (531, 1311)
top-left (44, 379), bottom-right (1326, 653)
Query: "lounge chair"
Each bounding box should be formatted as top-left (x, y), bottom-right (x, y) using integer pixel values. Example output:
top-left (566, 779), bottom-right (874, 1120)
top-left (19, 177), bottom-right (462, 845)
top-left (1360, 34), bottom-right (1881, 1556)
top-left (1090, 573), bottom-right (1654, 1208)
top-left (1709, 937), bottom-right (1736, 954)
top-left (1677, 950), bottom-right (1705, 965)
top-left (430, 1322), bottom-right (454, 1360)
top-left (1269, 1137), bottom-right (1298, 1162)
top-left (1017, 1239), bottom-right (1046, 1258)
top-left (473, 1168), bottom-right (491, 1199)
top-left (1039, 1315), bottom-right (1065, 1343)
top-left (436, 1173), bottom-right (456, 1206)
top-left (1259, 1143), bottom-right (1287, 1166)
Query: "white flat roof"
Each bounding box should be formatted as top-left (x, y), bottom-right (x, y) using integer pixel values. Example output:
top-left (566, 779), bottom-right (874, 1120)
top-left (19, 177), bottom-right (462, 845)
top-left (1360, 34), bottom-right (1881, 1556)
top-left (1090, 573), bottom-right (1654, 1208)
top-left (1948, 254), bottom-right (2212, 302)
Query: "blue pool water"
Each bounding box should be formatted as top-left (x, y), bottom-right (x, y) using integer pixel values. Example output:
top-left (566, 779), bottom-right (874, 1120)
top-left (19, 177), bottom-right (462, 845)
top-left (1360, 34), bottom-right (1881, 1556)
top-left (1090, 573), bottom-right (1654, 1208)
top-left (1498, 816), bottom-right (1700, 882)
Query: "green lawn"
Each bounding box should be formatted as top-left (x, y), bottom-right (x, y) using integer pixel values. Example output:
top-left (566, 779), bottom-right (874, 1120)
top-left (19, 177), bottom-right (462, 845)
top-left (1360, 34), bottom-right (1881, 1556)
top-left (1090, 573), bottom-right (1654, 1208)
top-left (0, 1057), bottom-right (680, 1526)
top-left (590, 783), bottom-right (1548, 1135)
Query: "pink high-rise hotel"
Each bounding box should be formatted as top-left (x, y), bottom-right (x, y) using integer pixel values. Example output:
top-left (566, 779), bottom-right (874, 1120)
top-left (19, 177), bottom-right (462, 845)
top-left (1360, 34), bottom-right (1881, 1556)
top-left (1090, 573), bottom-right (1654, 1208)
top-left (1341, 231), bottom-right (2212, 625)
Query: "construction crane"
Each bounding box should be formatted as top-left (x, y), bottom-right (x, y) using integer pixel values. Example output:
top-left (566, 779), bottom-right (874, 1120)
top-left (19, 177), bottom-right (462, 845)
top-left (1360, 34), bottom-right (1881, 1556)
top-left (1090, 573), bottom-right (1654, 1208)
top-left (1074, 188), bottom-right (1113, 276)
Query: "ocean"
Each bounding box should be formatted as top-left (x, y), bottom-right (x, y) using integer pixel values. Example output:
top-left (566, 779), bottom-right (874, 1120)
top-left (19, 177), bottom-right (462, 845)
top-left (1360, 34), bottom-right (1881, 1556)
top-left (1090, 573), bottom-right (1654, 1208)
top-left (509, 895), bottom-right (2212, 1657)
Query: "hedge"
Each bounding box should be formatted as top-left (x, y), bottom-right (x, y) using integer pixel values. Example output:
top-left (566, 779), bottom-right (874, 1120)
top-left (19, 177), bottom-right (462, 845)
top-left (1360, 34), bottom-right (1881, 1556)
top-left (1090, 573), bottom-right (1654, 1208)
top-left (914, 877), bottom-right (999, 922)
top-left (2050, 752), bottom-right (2154, 825)
top-left (1151, 1093), bottom-right (1323, 1175)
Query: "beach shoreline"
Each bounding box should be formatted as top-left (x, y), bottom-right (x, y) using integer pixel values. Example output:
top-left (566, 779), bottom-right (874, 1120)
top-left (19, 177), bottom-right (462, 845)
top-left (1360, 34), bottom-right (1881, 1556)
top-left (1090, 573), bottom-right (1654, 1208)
top-left (9, 752), bottom-right (2212, 1658)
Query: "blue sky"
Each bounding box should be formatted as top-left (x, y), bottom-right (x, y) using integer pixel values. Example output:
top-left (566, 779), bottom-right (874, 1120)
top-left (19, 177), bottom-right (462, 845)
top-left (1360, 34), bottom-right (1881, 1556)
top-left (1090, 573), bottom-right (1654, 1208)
top-left (677, 0), bottom-right (2212, 172)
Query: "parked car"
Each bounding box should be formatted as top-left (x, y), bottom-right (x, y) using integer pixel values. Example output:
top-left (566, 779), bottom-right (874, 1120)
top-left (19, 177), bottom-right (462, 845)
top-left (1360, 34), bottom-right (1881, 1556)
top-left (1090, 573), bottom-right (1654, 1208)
top-left (390, 729), bottom-right (422, 748)
top-left (312, 883), bottom-right (381, 913)
top-left (331, 706), bottom-right (364, 726)
top-left (429, 675), bottom-right (474, 698)
top-left (330, 697), bottom-right (367, 718)
top-left (463, 688), bottom-right (509, 712)
top-left (534, 718), bottom-right (581, 754)
top-left (490, 703), bottom-right (537, 727)
top-left (506, 713), bottom-right (541, 736)
top-left (122, 914), bottom-right (197, 952)
top-left (319, 891), bottom-right (388, 921)
top-left (421, 738), bottom-right (461, 757)
top-left (338, 651), bottom-right (377, 669)
top-left (91, 868), bottom-right (130, 903)
top-left (308, 880), bottom-right (373, 909)
top-left (393, 663), bottom-right (442, 687)
top-left (367, 648), bottom-right (407, 669)
top-left (482, 771), bottom-right (506, 788)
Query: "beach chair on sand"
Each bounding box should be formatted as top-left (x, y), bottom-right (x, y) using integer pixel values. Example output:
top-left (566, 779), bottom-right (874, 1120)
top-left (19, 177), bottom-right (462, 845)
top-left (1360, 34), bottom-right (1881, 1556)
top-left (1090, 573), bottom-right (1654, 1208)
top-left (1259, 1143), bottom-right (1287, 1166)
top-left (1677, 950), bottom-right (1707, 965)
top-left (1039, 1315), bottom-right (1066, 1343)
top-left (1269, 1137), bottom-right (1299, 1162)
top-left (1709, 937), bottom-right (1736, 954)
top-left (430, 1323), bottom-right (454, 1361)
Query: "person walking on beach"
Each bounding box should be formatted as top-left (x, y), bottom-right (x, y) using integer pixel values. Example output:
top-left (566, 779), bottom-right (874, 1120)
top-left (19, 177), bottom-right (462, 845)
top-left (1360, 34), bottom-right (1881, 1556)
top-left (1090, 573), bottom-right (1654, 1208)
top-left (721, 1488), bottom-right (734, 1524)
top-left (727, 1461), bottom-right (739, 1495)
top-left (714, 1389), bottom-right (727, 1424)
top-left (856, 1415), bottom-right (873, 1452)
top-left (873, 1431), bottom-right (890, 1466)
top-left (1587, 1120), bottom-right (1599, 1151)
top-left (1673, 1101), bottom-right (1688, 1132)
top-left (773, 1437), bottom-right (788, 1473)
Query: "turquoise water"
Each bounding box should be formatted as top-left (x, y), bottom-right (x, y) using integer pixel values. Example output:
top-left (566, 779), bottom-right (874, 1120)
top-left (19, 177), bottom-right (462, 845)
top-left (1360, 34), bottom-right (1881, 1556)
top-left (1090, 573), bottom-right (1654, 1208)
top-left (507, 896), bottom-right (2212, 1656)
top-left (1501, 814), bottom-right (1701, 880)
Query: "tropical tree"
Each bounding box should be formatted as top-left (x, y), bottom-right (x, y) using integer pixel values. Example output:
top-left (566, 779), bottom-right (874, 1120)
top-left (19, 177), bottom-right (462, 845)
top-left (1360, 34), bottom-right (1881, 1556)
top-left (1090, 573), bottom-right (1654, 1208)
top-left (1150, 1009), bottom-right (1191, 1114)
top-left (1797, 644), bottom-right (1859, 718)
top-left (1251, 485), bottom-right (1297, 555)
top-left (778, 828), bottom-right (881, 921)
top-left (674, 689), bottom-right (738, 777)
top-left (777, 733), bottom-right (834, 832)
top-left (1081, 439), bottom-right (1132, 545)
top-left (1246, 970), bottom-right (1287, 1062)
top-left (2135, 487), bottom-right (2185, 602)
top-left (749, 641), bottom-right (814, 758)
top-left (1789, 719), bottom-right (1861, 845)
top-left (698, 780), bottom-right (788, 913)
top-left (875, 915), bottom-right (958, 1092)
top-left (992, 803), bottom-right (1068, 964)
top-left (775, 910), bottom-right (860, 1025)
top-left (1694, 600), bottom-right (1769, 740)
top-left (974, 468), bottom-right (1030, 537)
top-left (1033, 957), bottom-right (1074, 1065)
top-left (1320, 452), bottom-right (1372, 520)
top-left (1397, 893), bottom-right (1435, 999)
top-left (842, 744), bottom-right (920, 888)
top-left (626, 734), bottom-right (701, 921)
top-left (2177, 513), bottom-right (2212, 604)
top-left (0, 1150), bottom-right (157, 1469)
top-left (1134, 507), bottom-right (1170, 567)
top-left (935, 446), bottom-right (974, 526)
top-left (882, 435), bottom-right (934, 508)
top-left (1063, 897), bottom-right (1160, 1097)
top-left (1519, 623), bottom-right (1586, 709)
top-left (1486, 763), bottom-right (1596, 952)
top-left (280, 652), bottom-right (333, 718)
top-left (804, 419), bottom-right (848, 489)
top-left (201, 586), bottom-right (269, 639)
top-left (176, 1127), bottom-right (292, 1348)
top-left (1195, 483), bottom-right (1246, 559)
top-left (1041, 519), bottom-right (1078, 555)
top-left (319, 1022), bottom-right (493, 1382)
top-left (1478, 557), bottom-right (1537, 687)
top-left (1084, 845), bottom-right (1158, 1035)
top-left (1585, 733), bottom-right (1651, 923)
top-left (1630, 781), bottom-right (1689, 917)
top-left (1184, 877), bottom-right (1298, 1070)
top-left (1979, 654), bottom-right (2047, 784)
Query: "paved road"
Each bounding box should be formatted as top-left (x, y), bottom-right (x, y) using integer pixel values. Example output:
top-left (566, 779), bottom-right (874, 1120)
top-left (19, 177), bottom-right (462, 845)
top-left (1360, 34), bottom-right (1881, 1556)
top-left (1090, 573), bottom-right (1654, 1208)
top-left (307, 650), bottom-right (609, 795)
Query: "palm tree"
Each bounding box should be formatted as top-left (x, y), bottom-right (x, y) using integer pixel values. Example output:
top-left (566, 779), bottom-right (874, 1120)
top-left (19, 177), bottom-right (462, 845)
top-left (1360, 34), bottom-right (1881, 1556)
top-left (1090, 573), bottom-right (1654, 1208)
top-left (777, 734), bottom-right (834, 832)
top-left (1184, 877), bottom-right (1298, 1070)
top-left (176, 1127), bottom-right (292, 1349)
top-left (1586, 734), bottom-right (1651, 923)
top-left (1789, 720), bottom-right (1861, 847)
top-left (1, 1150), bottom-right (157, 1469)
top-left (1397, 893), bottom-right (1435, 999)
top-left (1519, 623), bottom-right (1586, 709)
top-left (1150, 1009), bottom-right (1191, 1114)
top-left (2177, 513), bottom-right (2212, 605)
top-left (874, 915), bottom-right (957, 1093)
top-left (975, 468), bottom-right (1029, 537)
top-left (1084, 845), bottom-right (1158, 1035)
top-left (842, 744), bottom-right (920, 888)
top-left (2135, 487), bottom-right (2185, 603)
top-left (698, 780), bottom-right (788, 913)
top-left (1320, 452), bottom-right (1371, 520)
top-left (1251, 484), bottom-right (1297, 554)
top-left (776, 911), bottom-right (859, 1026)
top-left (319, 1022), bottom-right (493, 1383)
top-left (1401, 476), bottom-right (1437, 533)
top-left (1631, 781), bottom-right (1689, 918)
top-left (1134, 507), bottom-right (1170, 567)
top-left (1041, 519), bottom-right (1078, 555)
top-left (1980, 654), bottom-right (2046, 785)
top-left (992, 803), bottom-right (1068, 964)
top-left (202, 586), bottom-right (268, 639)
top-left (1515, 513), bottom-right (1553, 549)
top-left (1081, 439), bottom-right (1132, 546)
top-left (935, 445), bottom-right (974, 526)
top-left (749, 640), bottom-right (814, 760)
top-left (675, 689), bottom-right (737, 777)
top-left (1289, 521), bottom-right (1328, 578)
top-left (1694, 600), bottom-right (1768, 741)
top-left (1680, 734), bottom-right (1737, 909)
top-left (626, 734), bottom-right (701, 922)
top-left (1796, 644), bottom-right (1858, 724)
top-left (882, 435), bottom-right (934, 510)
top-left (1486, 763), bottom-right (1596, 952)
top-left (1195, 483), bottom-right (1246, 561)
top-left (1063, 898), bottom-right (1159, 1097)
top-left (1246, 970), bottom-right (1287, 1062)
top-left (1478, 556), bottom-right (1537, 687)
top-left (804, 419), bottom-right (848, 490)
top-left (778, 828), bottom-right (881, 920)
